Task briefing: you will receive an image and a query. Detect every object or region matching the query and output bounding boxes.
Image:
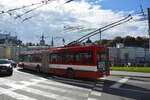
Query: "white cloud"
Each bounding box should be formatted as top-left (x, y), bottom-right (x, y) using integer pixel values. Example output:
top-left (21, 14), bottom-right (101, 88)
top-left (0, 0), bottom-right (148, 46)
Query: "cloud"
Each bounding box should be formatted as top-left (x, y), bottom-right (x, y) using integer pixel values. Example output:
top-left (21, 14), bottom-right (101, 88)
top-left (0, 0), bottom-right (148, 46)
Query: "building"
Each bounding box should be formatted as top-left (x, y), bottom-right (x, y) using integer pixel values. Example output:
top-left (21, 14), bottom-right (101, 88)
top-left (109, 44), bottom-right (150, 66)
top-left (20, 46), bottom-right (50, 53)
top-left (0, 34), bottom-right (19, 61)
top-left (0, 45), bottom-right (19, 61)
top-left (0, 34), bottom-right (17, 45)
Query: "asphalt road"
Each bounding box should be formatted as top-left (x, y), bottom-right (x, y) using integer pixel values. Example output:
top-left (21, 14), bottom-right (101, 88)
top-left (0, 68), bottom-right (150, 100)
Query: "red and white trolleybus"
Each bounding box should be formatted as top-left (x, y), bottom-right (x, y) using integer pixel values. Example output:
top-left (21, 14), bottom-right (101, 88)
top-left (18, 15), bottom-right (132, 79)
top-left (18, 45), bottom-right (110, 79)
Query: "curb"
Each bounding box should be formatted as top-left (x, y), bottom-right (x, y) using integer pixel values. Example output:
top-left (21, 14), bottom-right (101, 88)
top-left (110, 70), bottom-right (150, 73)
top-left (111, 74), bottom-right (150, 78)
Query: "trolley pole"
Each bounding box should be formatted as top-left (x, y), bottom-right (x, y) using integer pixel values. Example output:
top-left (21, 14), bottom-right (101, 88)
top-left (99, 29), bottom-right (101, 46)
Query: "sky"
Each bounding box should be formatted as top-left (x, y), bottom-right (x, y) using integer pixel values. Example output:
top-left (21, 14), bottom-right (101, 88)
top-left (0, 0), bottom-right (149, 46)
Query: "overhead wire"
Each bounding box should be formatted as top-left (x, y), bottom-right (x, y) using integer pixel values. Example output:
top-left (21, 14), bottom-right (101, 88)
top-left (0, 0), bottom-right (49, 15)
top-left (15, 0), bottom-right (56, 19)
top-left (68, 15), bottom-right (133, 46)
top-left (21, 0), bottom-right (74, 22)
top-left (7, 0), bottom-right (20, 5)
top-left (21, 14), bottom-right (38, 23)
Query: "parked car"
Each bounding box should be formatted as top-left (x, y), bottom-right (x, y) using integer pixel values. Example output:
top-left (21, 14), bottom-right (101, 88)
top-left (0, 59), bottom-right (13, 76)
top-left (8, 60), bottom-right (17, 68)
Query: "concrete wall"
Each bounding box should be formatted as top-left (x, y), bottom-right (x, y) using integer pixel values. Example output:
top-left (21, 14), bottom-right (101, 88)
top-left (119, 47), bottom-right (136, 63)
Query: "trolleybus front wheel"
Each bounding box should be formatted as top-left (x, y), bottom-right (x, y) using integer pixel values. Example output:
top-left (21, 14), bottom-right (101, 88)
top-left (36, 65), bottom-right (40, 73)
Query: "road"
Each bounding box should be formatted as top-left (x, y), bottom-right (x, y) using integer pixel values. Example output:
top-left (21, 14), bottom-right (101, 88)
top-left (0, 68), bottom-right (150, 100)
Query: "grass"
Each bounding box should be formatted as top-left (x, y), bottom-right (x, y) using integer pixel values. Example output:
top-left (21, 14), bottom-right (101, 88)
top-left (110, 67), bottom-right (150, 73)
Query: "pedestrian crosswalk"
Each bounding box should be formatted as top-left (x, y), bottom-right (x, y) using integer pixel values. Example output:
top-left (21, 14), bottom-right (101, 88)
top-left (0, 76), bottom-right (105, 100)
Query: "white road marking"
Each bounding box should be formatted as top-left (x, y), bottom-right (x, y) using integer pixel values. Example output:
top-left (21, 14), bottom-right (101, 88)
top-left (110, 77), bottom-right (130, 88)
top-left (19, 81), bottom-right (33, 85)
top-left (0, 87), bottom-right (36, 100)
top-left (93, 87), bottom-right (103, 91)
top-left (90, 91), bottom-right (102, 96)
top-left (23, 87), bottom-right (77, 100)
top-left (34, 83), bottom-right (89, 97)
top-left (45, 78), bottom-right (92, 91)
top-left (6, 79), bottom-right (87, 100)
top-left (52, 76), bottom-right (95, 84)
top-left (95, 83), bottom-right (103, 87)
top-left (87, 82), bottom-right (103, 100)
top-left (48, 77), bottom-right (94, 87)
top-left (14, 68), bottom-right (33, 76)
top-left (7, 82), bottom-right (77, 100)
top-left (30, 78), bottom-right (47, 82)
top-left (7, 78), bottom-right (47, 89)
top-left (0, 78), bottom-right (16, 85)
top-left (87, 97), bottom-right (100, 100)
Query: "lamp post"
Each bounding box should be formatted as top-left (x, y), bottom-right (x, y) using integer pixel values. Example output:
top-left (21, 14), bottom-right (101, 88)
top-left (148, 8), bottom-right (150, 51)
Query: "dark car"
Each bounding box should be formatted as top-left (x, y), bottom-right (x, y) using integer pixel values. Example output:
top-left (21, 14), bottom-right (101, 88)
top-left (0, 59), bottom-right (13, 76)
top-left (9, 60), bottom-right (17, 68)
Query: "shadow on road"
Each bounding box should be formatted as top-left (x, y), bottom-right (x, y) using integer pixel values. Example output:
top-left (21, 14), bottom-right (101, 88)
top-left (17, 68), bottom-right (150, 100)
top-left (0, 74), bottom-right (11, 77)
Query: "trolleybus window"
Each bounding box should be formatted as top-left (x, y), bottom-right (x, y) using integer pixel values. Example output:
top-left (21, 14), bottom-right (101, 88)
top-left (23, 55), bottom-right (31, 62)
top-left (75, 52), bottom-right (93, 63)
top-left (19, 55), bottom-right (25, 62)
top-left (97, 52), bottom-right (108, 62)
top-left (30, 54), bottom-right (42, 62)
top-left (50, 51), bottom-right (93, 64)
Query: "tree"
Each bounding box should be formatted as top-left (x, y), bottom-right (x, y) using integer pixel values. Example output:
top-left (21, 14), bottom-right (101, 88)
top-left (105, 40), bottom-right (115, 47)
top-left (123, 36), bottom-right (136, 46)
top-left (17, 40), bottom-right (22, 46)
top-left (25, 42), bottom-right (34, 46)
top-left (135, 36), bottom-right (143, 47)
top-left (114, 36), bottom-right (122, 43)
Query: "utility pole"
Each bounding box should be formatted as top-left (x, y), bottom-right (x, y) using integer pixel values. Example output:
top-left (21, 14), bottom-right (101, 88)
top-left (51, 36), bottom-right (54, 47)
top-left (148, 8), bottom-right (150, 51)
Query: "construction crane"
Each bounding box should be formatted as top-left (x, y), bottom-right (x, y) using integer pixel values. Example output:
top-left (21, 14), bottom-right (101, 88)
top-left (68, 14), bottom-right (133, 46)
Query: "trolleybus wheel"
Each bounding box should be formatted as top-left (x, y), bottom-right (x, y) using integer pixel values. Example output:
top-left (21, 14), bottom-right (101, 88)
top-left (67, 68), bottom-right (74, 78)
top-left (36, 65), bottom-right (40, 72)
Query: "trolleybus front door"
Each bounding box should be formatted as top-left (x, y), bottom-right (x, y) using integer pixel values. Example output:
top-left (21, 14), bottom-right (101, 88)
top-left (97, 52), bottom-right (109, 74)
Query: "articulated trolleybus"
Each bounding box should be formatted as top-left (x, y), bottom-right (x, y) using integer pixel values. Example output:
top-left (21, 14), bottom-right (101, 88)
top-left (19, 45), bottom-right (110, 79)
top-left (18, 16), bottom-right (132, 78)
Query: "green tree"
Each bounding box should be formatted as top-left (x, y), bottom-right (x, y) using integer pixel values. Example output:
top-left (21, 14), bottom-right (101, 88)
top-left (123, 36), bottom-right (135, 46)
top-left (26, 42), bottom-right (34, 46)
top-left (105, 40), bottom-right (115, 47)
top-left (17, 40), bottom-right (22, 46)
top-left (135, 36), bottom-right (143, 47)
top-left (114, 36), bottom-right (122, 43)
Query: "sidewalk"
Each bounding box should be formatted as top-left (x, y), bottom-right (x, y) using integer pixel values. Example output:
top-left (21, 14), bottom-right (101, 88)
top-left (111, 71), bottom-right (150, 78)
